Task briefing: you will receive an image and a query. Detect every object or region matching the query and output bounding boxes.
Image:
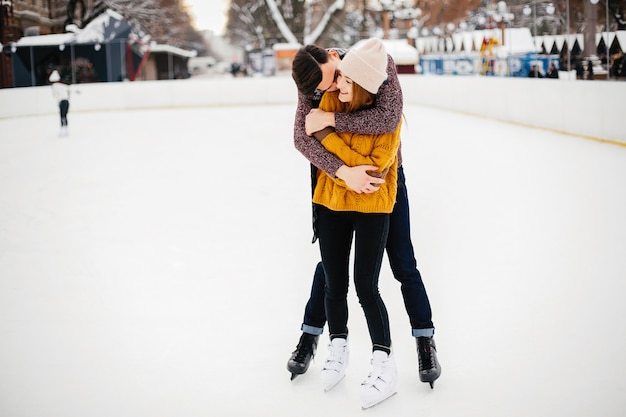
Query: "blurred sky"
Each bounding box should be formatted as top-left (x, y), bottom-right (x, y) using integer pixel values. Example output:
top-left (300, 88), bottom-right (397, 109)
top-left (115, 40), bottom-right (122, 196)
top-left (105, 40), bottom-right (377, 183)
top-left (184, 0), bottom-right (228, 34)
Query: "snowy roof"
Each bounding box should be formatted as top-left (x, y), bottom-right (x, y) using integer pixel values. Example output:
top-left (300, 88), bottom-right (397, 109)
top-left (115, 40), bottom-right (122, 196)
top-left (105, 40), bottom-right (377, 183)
top-left (546, 35), bottom-right (565, 52)
top-left (16, 32), bottom-right (74, 47)
top-left (351, 38), bottom-right (418, 65)
top-left (452, 32), bottom-right (474, 52)
top-left (539, 35), bottom-right (552, 52)
top-left (73, 9), bottom-right (132, 44)
top-left (272, 43), bottom-right (301, 51)
top-left (15, 9), bottom-right (132, 47)
top-left (150, 44), bottom-right (198, 58)
top-left (558, 34), bottom-right (584, 51)
top-left (497, 28), bottom-right (537, 54)
top-left (12, 9), bottom-right (196, 58)
top-left (595, 31), bottom-right (620, 48)
top-left (419, 28), bottom-right (537, 56)
top-left (617, 31), bottom-right (626, 51)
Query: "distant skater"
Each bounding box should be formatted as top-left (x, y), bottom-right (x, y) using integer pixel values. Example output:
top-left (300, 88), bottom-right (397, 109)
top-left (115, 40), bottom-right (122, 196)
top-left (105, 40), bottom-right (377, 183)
top-left (49, 69), bottom-right (70, 137)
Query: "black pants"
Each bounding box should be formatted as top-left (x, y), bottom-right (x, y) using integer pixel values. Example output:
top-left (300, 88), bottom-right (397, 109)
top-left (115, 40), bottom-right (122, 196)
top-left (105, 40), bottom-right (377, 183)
top-left (316, 205), bottom-right (391, 351)
top-left (59, 100), bottom-right (69, 126)
top-left (301, 167), bottom-right (434, 337)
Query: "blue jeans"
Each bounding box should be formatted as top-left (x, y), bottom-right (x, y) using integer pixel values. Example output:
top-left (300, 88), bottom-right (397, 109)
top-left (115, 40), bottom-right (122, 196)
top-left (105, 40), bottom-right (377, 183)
top-left (301, 166), bottom-right (435, 338)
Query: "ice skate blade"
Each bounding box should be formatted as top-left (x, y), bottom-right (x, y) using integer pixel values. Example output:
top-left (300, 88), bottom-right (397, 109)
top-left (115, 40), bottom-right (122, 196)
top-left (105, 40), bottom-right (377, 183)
top-left (420, 372), bottom-right (440, 388)
top-left (289, 367), bottom-right (308, 381)
top-left (361, 391), bottom-right (397, 409)
top-left (322, 373), bottom-right (345, 392)
top-left (287, 358), bottom-right (314, 380)
top-left (419, 368), bottom-right (441, 388)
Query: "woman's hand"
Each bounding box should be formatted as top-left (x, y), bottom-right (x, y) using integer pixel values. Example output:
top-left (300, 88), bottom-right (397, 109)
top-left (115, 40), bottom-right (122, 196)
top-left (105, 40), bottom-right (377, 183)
top-left (306, 109), bottom-right (335, 136)
top-left (336, 165), bottom-right (385, 194)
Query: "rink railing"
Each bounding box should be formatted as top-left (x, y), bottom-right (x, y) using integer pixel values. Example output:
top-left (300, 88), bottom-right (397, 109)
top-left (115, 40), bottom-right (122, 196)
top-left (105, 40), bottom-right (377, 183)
top-left (398, 75), bottom-right (624, 145)
top-left (1, 75), bottom-right (624, 144)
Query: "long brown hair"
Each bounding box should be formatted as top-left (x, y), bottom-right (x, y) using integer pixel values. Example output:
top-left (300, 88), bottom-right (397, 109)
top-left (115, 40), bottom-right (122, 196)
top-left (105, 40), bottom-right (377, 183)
top-left (344, 81), bottom-right (375, 113)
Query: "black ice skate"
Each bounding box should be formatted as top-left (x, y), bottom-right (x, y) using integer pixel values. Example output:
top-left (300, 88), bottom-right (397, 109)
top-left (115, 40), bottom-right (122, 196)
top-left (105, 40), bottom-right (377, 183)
top-left (417, 336), bottom-right (441, 388)
top-left (287, 333), bottom-right (319, 380)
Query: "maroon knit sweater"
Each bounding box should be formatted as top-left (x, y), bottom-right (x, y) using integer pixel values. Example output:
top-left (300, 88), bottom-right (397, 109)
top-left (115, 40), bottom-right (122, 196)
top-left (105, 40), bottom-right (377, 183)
top-left (293, 53), bottom-right (404, 177)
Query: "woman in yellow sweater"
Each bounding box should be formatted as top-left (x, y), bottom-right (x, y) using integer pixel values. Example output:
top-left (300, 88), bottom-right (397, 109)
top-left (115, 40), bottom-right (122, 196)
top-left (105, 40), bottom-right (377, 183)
top-left (312, 38), bottom-right (402, 409)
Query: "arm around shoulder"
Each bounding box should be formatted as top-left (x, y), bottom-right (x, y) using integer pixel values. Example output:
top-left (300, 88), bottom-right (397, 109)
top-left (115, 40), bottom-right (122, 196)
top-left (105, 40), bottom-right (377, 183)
top-left (334, 54), bottom-right (403, 135)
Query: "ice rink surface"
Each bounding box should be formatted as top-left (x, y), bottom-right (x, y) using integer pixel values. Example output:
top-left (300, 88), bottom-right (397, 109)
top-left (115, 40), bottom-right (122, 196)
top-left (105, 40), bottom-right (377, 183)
top-left (1, 100), bottom-right (626, 417)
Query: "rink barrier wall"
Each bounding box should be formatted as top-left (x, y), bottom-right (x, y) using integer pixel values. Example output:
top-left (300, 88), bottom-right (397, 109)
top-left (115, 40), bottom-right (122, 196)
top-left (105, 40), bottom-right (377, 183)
top-left (397, 75), bottom-right (625, 145)
top-left (1, 75), bottom-right (624, 144)
top-left (0, 77), bottom-right (297, 117)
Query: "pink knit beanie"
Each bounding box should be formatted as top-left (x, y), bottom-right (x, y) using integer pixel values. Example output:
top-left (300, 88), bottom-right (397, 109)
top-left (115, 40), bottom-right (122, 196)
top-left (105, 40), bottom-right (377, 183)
top-left (338, 38), bottom-right (388, 94)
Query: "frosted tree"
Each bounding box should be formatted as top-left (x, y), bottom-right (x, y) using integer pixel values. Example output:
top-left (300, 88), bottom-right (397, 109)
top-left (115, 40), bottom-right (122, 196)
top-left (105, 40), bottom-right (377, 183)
top-left (97, 0), bottom-right (164, 32)
top-left (95, 0), bottom-right (206, 51)
top-left (301, 0), bottom-right (345, 44)
top-left (226, 0), bottom-right (349, 48)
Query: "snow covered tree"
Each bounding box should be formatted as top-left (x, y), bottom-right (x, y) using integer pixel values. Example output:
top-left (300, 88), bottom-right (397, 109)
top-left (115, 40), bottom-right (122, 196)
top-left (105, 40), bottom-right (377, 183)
top-left (94, 0), bottom-right (207, 53)
top-left (225, 0), bottom-right (351, 48)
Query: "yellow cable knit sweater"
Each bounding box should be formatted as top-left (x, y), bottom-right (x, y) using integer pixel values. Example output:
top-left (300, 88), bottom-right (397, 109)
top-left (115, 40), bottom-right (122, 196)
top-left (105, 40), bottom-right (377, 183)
top-left (313, 91), bottom-right (401, 214)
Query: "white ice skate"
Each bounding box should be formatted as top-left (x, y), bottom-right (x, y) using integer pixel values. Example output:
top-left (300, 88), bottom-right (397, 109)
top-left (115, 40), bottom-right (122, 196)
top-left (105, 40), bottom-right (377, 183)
top-left (320, 337), bottom-right (349, 391)
top-left (58, 126), bottom-right (68, 137)
top-left (360, 350), bottom-right (397, 409)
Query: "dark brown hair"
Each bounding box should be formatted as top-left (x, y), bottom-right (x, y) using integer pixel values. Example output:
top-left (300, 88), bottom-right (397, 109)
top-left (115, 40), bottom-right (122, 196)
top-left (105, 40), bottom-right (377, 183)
top-left (291, 44), bottom-right (329, 97)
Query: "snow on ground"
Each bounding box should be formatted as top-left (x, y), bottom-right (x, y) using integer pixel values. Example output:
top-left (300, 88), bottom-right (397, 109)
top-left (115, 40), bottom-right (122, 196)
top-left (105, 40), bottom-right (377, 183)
top-left (1, 96), bottom-right (626, 417)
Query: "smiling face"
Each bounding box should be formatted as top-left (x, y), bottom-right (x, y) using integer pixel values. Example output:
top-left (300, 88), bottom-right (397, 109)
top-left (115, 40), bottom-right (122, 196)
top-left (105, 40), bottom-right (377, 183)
top-left (336, 71), bottom-right (354, 103)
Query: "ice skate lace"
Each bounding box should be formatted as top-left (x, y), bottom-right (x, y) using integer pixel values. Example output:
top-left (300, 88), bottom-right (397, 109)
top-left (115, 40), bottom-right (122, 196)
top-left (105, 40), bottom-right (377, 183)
top-left (293, 338), bottom-right (315, 363)
top-left (362, 358), bottom-right (390, 390)
top-left (418, 338), bottom-right (435, 371)
top-left (322, 343), bottom-right (346, 371)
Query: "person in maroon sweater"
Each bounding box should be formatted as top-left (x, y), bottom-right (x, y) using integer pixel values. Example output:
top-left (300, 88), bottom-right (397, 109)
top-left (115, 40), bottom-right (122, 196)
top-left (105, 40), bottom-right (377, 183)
top-left (288, 42), bottom-right (441, 389)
